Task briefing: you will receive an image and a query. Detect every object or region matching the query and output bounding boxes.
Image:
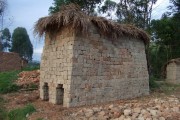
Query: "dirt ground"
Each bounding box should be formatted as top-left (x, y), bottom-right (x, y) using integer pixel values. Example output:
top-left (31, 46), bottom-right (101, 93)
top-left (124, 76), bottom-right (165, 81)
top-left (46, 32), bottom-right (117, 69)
top-left (2, 86), bottom-right (180, 120)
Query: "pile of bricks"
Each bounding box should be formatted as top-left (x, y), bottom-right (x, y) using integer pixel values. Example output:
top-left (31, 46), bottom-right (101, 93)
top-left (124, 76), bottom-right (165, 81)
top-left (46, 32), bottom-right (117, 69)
top-left (16, 70), bottom-right (40, 88)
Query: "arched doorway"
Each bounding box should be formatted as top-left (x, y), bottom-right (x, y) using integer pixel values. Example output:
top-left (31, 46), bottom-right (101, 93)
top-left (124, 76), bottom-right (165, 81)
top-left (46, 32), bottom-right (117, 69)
top-left (43, 82), bottom-right (49, 101)
top-left (56, 84), bottom-right (64, 105)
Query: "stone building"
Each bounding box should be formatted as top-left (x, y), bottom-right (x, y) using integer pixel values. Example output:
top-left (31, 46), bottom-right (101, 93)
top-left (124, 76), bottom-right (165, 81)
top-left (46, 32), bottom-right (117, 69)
top-left (0, 52), bottom-right (28, 72)
top-left (35, 4), bottom-right (149, 107)
top-left (166, 58), bottom-right (180, 84)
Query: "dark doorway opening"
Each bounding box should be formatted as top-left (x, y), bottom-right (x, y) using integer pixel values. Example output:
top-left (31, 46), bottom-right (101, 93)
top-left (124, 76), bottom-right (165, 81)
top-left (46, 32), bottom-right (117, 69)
top-left (56, 84), bottom-right (64, 105)
top-left (43, 82), bottom-right (49, 101)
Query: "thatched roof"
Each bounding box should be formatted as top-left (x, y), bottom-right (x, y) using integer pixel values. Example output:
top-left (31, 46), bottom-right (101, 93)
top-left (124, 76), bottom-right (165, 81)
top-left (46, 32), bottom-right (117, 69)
top-left (34, 4), bottom-right (149, 44)
top-left (167, 58), bottom-right (180, 65)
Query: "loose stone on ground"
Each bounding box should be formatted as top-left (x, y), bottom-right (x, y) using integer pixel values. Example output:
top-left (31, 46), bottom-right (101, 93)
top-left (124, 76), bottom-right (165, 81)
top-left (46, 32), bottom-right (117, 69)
top-left (66, 96), bottom-right (180, 120)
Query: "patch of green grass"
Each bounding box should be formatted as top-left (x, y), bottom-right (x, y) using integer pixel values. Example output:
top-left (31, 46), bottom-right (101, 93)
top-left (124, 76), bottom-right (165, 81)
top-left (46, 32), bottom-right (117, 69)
top-left (22, 61), bottom-right (40, 71)
top-left (29, 83), bottom-right (38, 89)
top-left (0, 71), bottom-right (20, 93)
top-left (0, 97), bottom-right (8, 120)
top-left (22, 65), bottom-right (40, 71)
top-left (8, 104), bottom-right (36, 120)
top-left (158, 82), bottom-right (180, 94)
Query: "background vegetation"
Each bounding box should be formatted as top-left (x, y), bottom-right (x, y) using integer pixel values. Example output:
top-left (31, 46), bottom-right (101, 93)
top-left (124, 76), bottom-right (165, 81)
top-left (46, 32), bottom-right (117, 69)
top-left (149, 0), bottom-right (180, 78)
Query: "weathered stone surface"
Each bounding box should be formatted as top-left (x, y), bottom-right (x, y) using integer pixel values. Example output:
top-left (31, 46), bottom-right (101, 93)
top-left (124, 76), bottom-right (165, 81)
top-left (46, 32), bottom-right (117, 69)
top-left (84, 109), bottom-right (94, 117)
top-left (98, 111), bottom-right (106, 116)
top-left (114, 112), bottom-right (122, 118)
top-left (159, 117), bottom-right (165, 120)
top-left (109, 104), bottom-right (115, 109)
top-left (138, 116), bottom-right (145, 120)
top-left (150, 110), bottom-right (158, 116)
top-left (124, 117), bottom-right (132, 120)
top-left (132, 113), bottom-right (139, 119)
top-left (124, 109), bottom-right (132, 116)
top-left (172, 107), bottom-right (179, 112)
top-left (146, 118), bottom-right (152, 120)
top-left (92, 107), bottom-right (101, 112)
top-left (133, 107), bottom-right (141, 114)
top-left (119, 115), bottom-right (125, 120)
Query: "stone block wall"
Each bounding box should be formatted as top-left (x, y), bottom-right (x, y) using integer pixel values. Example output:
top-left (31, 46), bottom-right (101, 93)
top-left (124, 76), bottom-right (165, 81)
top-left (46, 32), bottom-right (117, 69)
top-left (40, 27), bottom-right (75, 107)
top-left (0, 52), bottom-right (26, 72)
top-left (40, 25), bottom-right (149, 107)
top-left (68, 27), bottom-right (149, 107)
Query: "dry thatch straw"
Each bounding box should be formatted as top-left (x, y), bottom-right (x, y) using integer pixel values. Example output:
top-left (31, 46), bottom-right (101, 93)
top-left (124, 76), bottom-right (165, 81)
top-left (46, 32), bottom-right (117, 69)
top-left (34, 3), bottom-right (149, 44)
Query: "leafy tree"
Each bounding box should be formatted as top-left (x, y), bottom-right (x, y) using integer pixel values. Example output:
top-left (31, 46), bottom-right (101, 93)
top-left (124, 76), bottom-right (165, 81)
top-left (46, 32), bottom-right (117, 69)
top-left (0, 0), bottom-right (6, 14)
top-left (0, 0), bottom-right (7, 51)
top-left (98, 0), bottom-right (117, 18)
top-left (49, 0), bottom-right (157, 29)
top-left (0, 0), bottom-right (7, 29)
top-left (99, 0), bottom-right (157, 29)
top-left (0, 28), bottom-right (11, 51)
top-left (49, 0), bottom-right (102, 15)
top-left (10, 27), bottom-right (33, 61)
top-left (167, 0), bottom-right (180, 17)
top-left (2, 28), bottom-right (11, 50)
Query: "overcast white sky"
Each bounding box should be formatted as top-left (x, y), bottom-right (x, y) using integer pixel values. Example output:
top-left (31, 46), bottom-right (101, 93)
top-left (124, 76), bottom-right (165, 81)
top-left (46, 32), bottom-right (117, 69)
top-left (6, 0), bottom-right (170, 61)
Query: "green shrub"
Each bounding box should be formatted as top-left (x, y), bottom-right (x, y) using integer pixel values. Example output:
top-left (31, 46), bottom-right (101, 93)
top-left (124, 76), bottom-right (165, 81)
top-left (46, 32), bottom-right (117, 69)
top-left (8, 104), bottom-right (36, 120)
top-left (149, 76), bottom-right (159, 89)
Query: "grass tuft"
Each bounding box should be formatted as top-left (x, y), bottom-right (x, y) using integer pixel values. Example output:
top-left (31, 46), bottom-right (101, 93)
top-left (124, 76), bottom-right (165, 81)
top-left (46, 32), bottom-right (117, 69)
top-left (0, 71), bottom-right (20, 93)
top-left (0, 97), bottom-right (8, 120)
top-left (8, 104), bottom-right (36, 120)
